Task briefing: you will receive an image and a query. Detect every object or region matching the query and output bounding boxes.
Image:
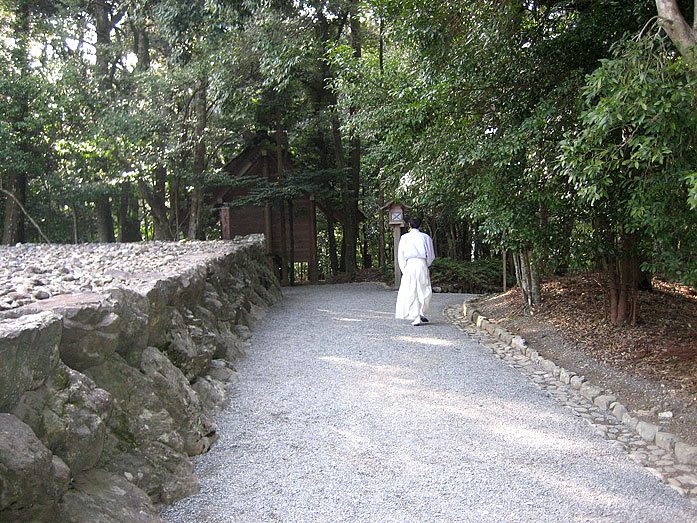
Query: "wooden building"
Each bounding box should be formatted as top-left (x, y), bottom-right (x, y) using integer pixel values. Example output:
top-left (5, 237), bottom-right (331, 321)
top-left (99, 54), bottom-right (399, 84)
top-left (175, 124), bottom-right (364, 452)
top-left (212, 140), bottom-right (318, 284)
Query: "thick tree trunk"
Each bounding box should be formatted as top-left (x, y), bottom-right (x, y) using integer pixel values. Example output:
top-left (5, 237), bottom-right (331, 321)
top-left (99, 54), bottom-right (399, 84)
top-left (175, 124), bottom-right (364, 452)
top-left (655, 0), bottom-right (697, 65)
top-left (327, 214), bottom-right (339, 277)
top-left (2, 172), bottom-right (27, 244)
top-left (138, 170), bottom-right (173, 240)
top-left (344, 4), bottom-right (362, 278)
top-left (95, 194), bottom-right (115, 243)
top-left (118, 184), bottom-right (141, 242)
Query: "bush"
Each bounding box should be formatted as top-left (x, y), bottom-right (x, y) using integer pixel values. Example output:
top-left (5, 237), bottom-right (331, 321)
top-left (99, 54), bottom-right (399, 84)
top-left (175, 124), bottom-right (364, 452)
top-left (430, 257), bottom-right (510, 293)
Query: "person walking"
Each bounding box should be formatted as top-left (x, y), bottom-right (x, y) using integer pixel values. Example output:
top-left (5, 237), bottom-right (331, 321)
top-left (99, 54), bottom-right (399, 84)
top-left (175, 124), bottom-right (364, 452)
top-left (395, 217), bottom-right (435, 326)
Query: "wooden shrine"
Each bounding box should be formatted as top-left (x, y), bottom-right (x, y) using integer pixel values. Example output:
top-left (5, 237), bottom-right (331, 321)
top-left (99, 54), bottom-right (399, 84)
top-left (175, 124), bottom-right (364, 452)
top-left (212, 139), bottom-right (318, 284)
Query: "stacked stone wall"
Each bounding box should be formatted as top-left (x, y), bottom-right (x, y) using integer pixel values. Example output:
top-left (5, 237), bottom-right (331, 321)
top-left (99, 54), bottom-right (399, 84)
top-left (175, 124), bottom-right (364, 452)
top-left (0, 236), bottom-right (281, 522)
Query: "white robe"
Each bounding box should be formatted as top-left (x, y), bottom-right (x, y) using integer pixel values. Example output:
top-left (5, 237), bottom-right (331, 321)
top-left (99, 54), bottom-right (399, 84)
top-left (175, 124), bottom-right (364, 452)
top-left (395, 257), bottom-right (432, 320)
top-left (395, 228), bottom-right (435, 320)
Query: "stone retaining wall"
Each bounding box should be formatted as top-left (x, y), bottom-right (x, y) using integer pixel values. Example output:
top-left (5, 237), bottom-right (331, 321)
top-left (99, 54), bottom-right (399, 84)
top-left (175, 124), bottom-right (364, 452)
top-left (0, 236), bottom-right (281, 522)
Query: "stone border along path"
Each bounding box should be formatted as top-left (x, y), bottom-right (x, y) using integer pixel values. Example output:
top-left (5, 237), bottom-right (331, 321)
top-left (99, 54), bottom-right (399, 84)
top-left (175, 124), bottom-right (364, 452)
top-left (449, 301), bottom-right (697, 500)
top-left (162, 284), bottom-right (697, 522)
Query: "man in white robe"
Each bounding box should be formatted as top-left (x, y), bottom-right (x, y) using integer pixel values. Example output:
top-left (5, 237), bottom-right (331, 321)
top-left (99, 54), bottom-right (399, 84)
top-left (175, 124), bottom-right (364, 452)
top-left (395, 217), bottom-right (436, 326)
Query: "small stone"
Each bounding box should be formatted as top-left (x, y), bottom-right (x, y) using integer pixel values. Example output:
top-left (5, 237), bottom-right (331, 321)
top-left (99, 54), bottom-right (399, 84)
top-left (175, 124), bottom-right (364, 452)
top-left (580, 382), bottom-right (602, 401)
top-left (658, 411), bottom-right (673, 419)
top-left (675, 443), bottom-right (697, 465)
top-left (636, 421), bottom-right (659, 442)
top-left (622, 413), bottom-right (639, 430)
top-left (559, 369), bottom-right (575, 385)
top-left (612, 403), bottom-right (628, 422)
top-left (32, 289), bottom-right (51, 300)
top-left (570, 375), bottom-right (585, 389)
top-left (594, 395), bottom-right (616, 411)
top-left (656, 431), bottom-right (679, 451)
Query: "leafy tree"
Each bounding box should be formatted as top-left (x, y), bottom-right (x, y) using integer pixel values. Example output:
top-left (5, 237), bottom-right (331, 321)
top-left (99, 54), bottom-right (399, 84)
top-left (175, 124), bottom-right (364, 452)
top-left (560, 33), bottom-right (697, 324)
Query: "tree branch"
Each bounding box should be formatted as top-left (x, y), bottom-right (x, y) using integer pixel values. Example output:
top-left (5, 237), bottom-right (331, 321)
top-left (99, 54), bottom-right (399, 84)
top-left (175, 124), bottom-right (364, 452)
top-left (0, 188), bottom-right (51, 243)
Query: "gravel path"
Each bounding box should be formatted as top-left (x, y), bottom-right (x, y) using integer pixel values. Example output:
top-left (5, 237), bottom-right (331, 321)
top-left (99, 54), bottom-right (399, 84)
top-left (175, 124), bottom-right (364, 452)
top-left (161, 283), bottom-right (697, 522)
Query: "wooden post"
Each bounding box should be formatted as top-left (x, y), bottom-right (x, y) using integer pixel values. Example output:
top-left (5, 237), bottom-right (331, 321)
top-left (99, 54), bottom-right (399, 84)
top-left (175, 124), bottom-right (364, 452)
top-left (393, 224), bottom-right (401, 290)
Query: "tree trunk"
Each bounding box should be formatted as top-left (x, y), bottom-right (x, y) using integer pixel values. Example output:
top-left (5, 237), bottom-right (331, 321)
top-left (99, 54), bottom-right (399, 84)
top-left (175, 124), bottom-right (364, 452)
top-left (655, 0), bottom-right (697, 66)
top-left (70, 204), bottom-right (79, 244)
top-left (513, 251), bottom-right (522, 290)
top-left (2, 172), bottom-right (27, 244)
top-left (378, 189), bottom-right (386, 267)
top-left (344, 3), bottom-right (362, 278)
top-left (138, 170), bottom-right (173, 240)
top-left (519, 250), bottom-right (533, 307)
top-left (603, 235), bottom-right (641, 325)
top-left (276, 121), bottom-right (289, 285)
top-left (187, 78), bottom-right (207, 240)
top-left (118, 183), bottom-right (141, 242)
top-left (327, 214), bottom-right (339, 277)
top-left (95, 194), bottom-right (115, 242)
top-left (288, 198), bottom-right (295, 285)
top-left (2, 4), bottom-right (30, 245)
top-left (529, 251), bottom-right (541, 305)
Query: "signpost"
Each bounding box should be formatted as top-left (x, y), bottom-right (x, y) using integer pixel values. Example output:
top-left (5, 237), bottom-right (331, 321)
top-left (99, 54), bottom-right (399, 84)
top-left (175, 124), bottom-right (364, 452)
top-left (387, 202), bottom-right (405, 290)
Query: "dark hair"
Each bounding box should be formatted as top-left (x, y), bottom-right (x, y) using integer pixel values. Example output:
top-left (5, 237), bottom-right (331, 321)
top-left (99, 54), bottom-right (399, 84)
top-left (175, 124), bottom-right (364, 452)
top-left (409, 217), bottom-right (421, 229)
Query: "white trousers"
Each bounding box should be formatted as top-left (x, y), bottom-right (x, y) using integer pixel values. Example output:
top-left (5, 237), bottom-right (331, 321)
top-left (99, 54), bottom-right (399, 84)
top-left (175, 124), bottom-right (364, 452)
top-left (395, 258), bottom-right (432, 320)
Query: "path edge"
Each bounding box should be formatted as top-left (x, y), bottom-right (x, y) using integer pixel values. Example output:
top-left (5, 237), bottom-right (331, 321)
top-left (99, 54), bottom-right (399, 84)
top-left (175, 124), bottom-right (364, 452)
top-left (462, 299), bottom-right (697, 468)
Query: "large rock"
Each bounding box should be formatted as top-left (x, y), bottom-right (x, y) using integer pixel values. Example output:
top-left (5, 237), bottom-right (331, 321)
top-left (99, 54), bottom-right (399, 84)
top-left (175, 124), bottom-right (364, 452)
top-left (12, 367), bottom-right (112, 473)
top-left (85, 355), bottom-right (197, 503)
top-left (57, 469), bottom-right (161, 523)
top-left (0, 413), bottom-right (70, 522)
top-left (160, 307), bottom-right (216, 380)
top-left (0, 311), bottom-right (62, 412)
top-left (56, 295), bottom-right (121, 371)
top-left (106, 288), bottom-right (150, 366)
top-left (140, 347), bottom-right (217, 456)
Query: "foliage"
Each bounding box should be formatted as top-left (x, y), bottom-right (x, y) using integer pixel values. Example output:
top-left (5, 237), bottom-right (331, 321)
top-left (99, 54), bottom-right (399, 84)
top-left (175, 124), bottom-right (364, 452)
top-left (430, 257), bottom-right (509, 294)
top-left (560, 33), bottom-right (697, 285)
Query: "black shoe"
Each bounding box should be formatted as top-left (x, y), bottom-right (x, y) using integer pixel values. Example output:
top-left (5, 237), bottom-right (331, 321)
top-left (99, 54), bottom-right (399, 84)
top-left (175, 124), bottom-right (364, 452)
top-left (420, 316), bottom-right (429, 323)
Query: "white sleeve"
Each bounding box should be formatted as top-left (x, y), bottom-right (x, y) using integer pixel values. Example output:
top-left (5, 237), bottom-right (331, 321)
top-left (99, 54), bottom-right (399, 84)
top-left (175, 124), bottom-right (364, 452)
top-left (398, 235), bottom-right (407, 272)
top-left (425, 234), bottom-right (435, 266)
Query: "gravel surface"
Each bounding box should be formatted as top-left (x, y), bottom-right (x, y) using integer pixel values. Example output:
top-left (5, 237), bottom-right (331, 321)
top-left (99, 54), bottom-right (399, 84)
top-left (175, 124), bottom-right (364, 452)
top-left (0, 239), bottom-right (252, 311)
top-left (161, 283), bottom-right (697, 523)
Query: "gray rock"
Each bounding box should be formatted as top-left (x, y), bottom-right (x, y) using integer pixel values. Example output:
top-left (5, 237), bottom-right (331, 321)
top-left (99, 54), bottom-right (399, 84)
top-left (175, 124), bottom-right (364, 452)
top-left (594, 395), bottom-right (616, 411)
top-left (656, 431), bottom-right (679, 451)
top-left (57, 469), bottom-right (161, 522)
top-left (612, 403), bottom-right (628, 422)
top-left (0, 311), bottom-right (62, 412)
top-left (675, 442), bottom-right (697, 465)
top-left (39, 368), bottom-right (112, 472)
top-left (140, 347), bottom-right (217, 456)
top-left (580, 382), bottom-right (602, 402)
top-left (85, 355), bottom-right (195, 502)
top-left (0, 413), bottom-right (69, 521)
top-left (636, 421), bottom-right (659, 442)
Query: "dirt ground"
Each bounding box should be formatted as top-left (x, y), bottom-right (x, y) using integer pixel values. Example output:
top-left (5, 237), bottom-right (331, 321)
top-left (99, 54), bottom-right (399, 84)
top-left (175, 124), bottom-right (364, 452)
top-left (470, 273), bottom-right (697, 446)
